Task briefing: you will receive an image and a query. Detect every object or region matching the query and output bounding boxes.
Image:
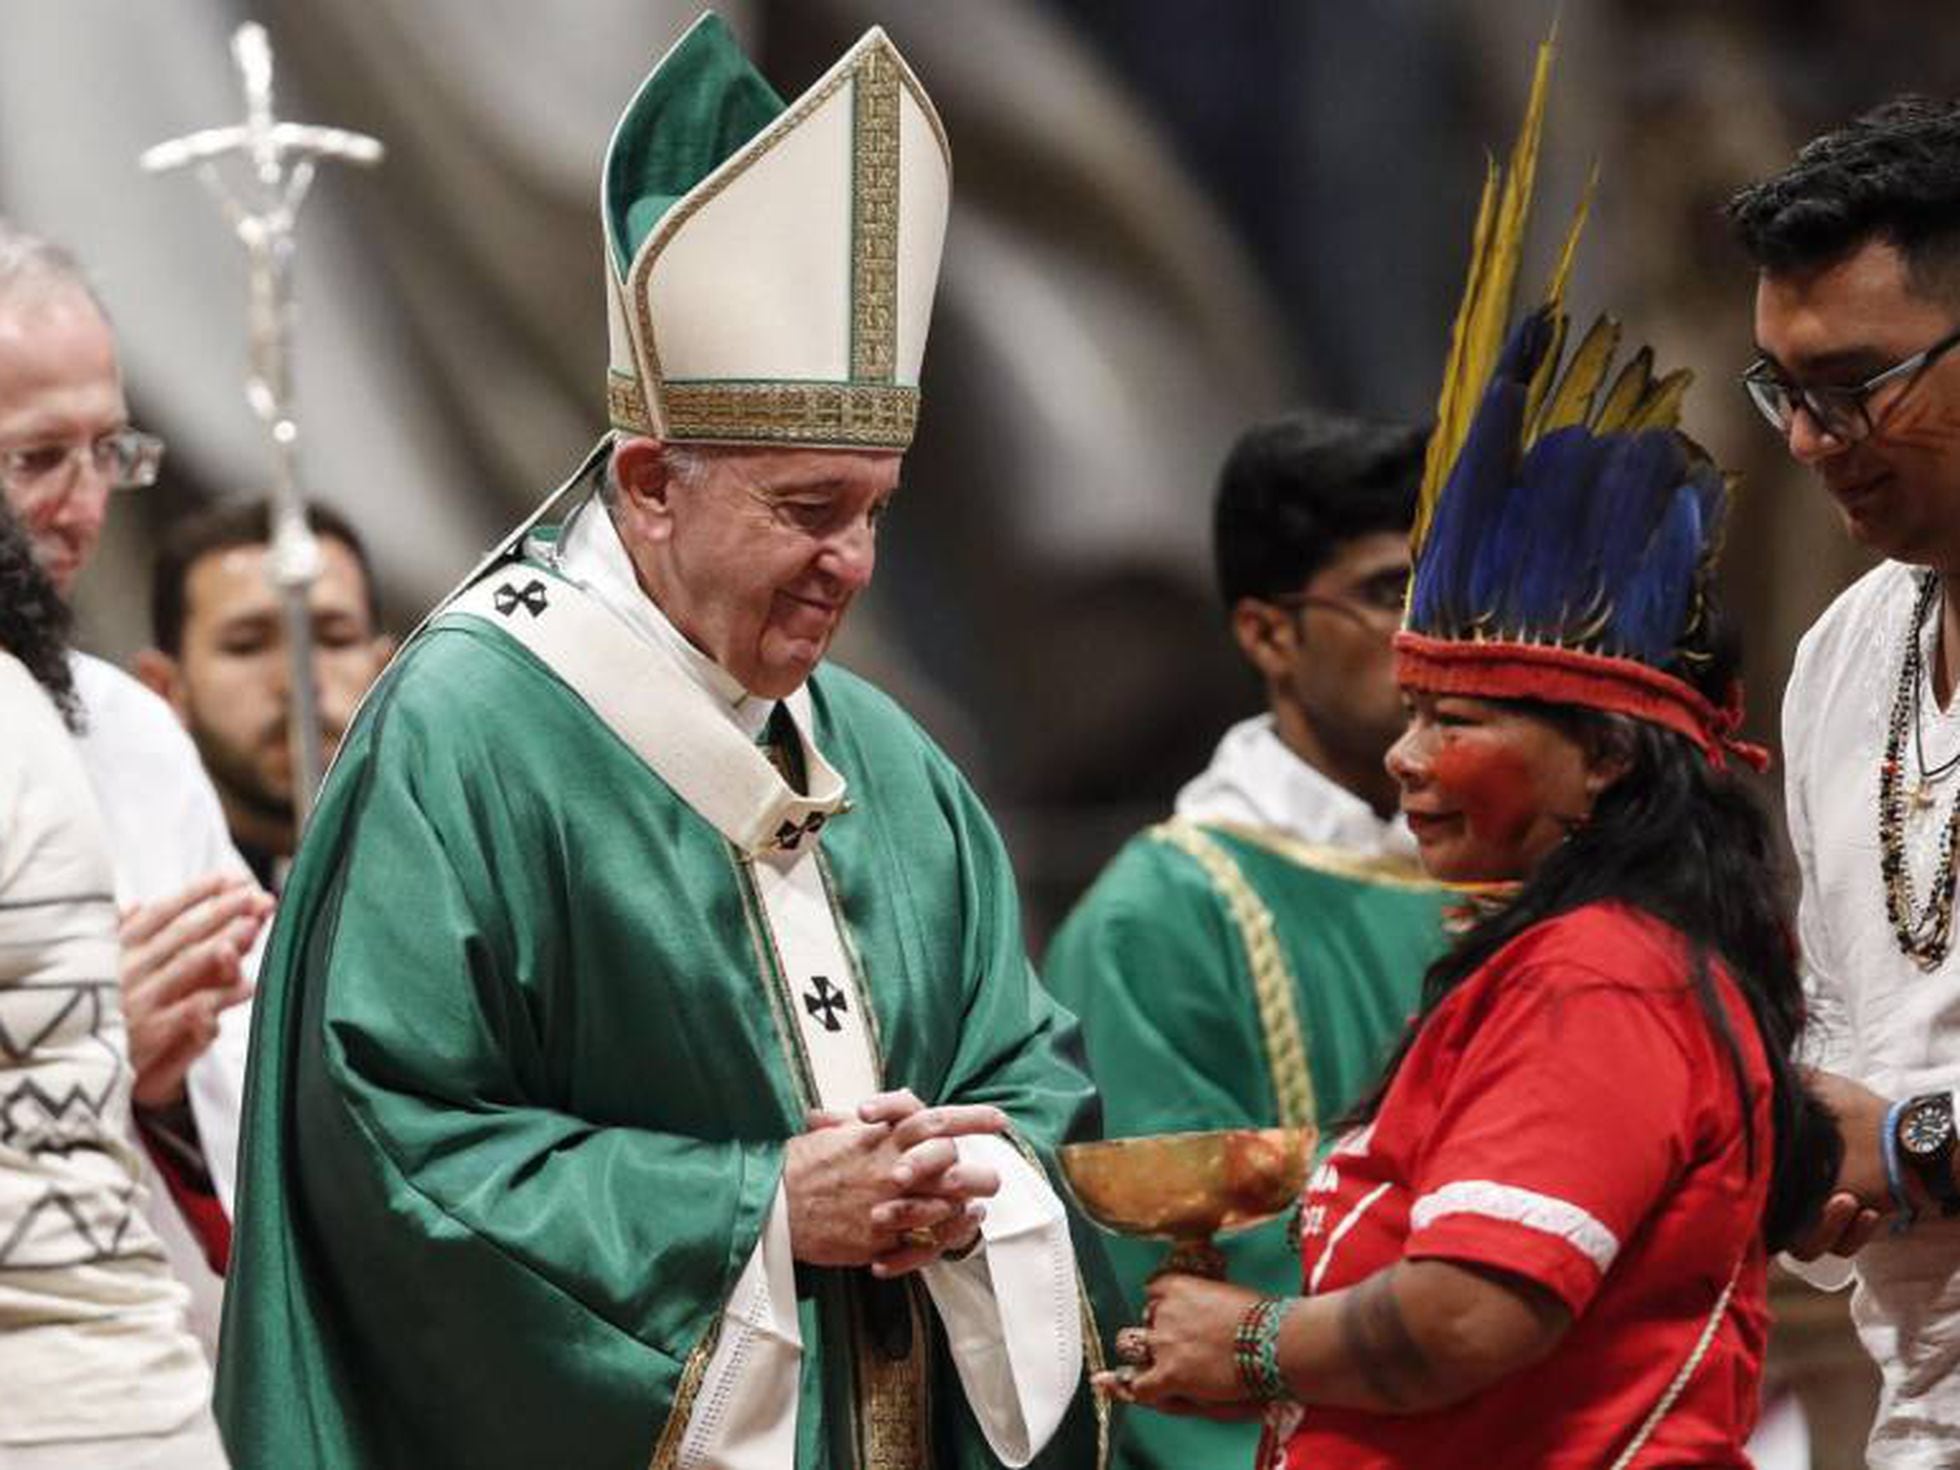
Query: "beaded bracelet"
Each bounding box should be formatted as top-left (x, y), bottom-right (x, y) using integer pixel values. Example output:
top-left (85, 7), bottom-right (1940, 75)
top-left (1233, 1296), bottom-right (1298, 1402)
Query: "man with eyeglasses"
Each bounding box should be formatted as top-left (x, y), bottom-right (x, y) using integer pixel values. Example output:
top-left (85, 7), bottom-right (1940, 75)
top-left (1044, 410), bottom-right (1453, 1470)
top-left (0, 222), bottom-right (270, 1358)
top-left (1731, 96), bottom-right (1960, 1469)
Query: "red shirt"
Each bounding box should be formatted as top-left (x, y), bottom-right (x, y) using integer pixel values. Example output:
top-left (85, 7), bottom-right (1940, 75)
top-left (1282, 903), bottom-right (1771, 1469)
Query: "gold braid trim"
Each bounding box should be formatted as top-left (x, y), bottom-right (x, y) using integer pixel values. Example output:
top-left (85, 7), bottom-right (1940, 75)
top-left (646, 1319), bottom-right (724, 1470)
top-left (609, 370), bottom-right (654, 435)
top-left (851, 45), bottom-right (900, 384)
top-left (853, 1280), bottom-right (933, 1470)
top-left (1150, 819), bottom-right (1316, 1131)
top-left (662, 380), bottom-right (919, 448)
top-left (1203, 822), bottom-right (1445, 893)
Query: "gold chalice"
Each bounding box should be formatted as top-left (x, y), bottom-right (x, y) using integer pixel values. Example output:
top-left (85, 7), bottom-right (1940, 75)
top-left (1060, 1125), bottom-right (1315, 1278)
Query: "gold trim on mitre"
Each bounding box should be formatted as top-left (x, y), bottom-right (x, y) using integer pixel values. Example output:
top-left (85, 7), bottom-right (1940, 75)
top-left (663, 381), bottom-right (918, 446)
top-left (850, 44), bottom-right (902, 386)
top-left (608, 370), bottom-right (655, 436)
top-left (612, 27), bottom-right (949, 450)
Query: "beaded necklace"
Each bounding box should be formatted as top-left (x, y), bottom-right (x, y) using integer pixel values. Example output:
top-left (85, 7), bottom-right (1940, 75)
top-left (1879, 570), bottom-right (1960, 969)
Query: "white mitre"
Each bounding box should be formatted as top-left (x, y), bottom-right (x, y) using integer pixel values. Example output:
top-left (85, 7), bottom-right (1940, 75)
top-left (602, 11), bottom-right (950, 450)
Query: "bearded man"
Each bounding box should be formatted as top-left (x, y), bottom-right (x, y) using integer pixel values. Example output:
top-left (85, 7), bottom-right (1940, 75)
top-left (138, 500), bottom-right (391, 889)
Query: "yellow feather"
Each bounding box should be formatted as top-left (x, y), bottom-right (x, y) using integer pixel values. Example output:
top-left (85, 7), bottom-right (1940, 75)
top-left (1415, 158), bottom-right (1500, 548)
top-left (1625, 368), bottom-right (1693, 432)
top-left (1522, 309), bottom-right (1570, 443)
top-left (1535, 315), bottom-right (1621, 436)
top-left (1413, 37), bottom-right (1557, 553)
top-left (1462, 43), bottom-right (1552, 400)
top-left (1545, 162), bottom-right (1598, 311)
top-left (1592, 346), bottom-right (1654, 432)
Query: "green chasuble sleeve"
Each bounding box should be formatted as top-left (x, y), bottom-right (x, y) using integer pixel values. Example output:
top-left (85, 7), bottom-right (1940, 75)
top-left (1043, 824), bottom-right (1447, 1470)
top-left (217, 618), bottom-right (1116, 1470)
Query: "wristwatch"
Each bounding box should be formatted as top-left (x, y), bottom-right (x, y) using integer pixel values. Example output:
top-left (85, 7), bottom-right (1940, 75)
top-left (1896, 1091), bottom-right (1960, 1218)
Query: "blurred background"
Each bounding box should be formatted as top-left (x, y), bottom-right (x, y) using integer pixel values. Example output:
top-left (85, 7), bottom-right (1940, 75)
top-left (9, 1), bottom-right (1958, 1459)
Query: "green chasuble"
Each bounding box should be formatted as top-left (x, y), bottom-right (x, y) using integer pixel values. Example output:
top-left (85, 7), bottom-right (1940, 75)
top-left (1043, 820), bottom-right (1449, 1470)
top-left (216, 584), bottom-right (1115, 1468)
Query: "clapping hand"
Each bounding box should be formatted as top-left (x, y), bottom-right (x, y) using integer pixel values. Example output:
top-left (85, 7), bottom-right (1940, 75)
top-left (120, 872), bottom-right (271, 1111)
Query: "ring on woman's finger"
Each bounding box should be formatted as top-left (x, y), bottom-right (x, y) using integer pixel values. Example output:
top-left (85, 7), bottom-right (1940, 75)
top-left (899, 1226), bottom-right (938, 1251)
top-left (1114, 1325), bottom-right (1153, 1367)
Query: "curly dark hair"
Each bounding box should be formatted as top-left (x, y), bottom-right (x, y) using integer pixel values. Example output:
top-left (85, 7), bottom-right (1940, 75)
top-left (0, 499), bottom-right (80, 730)
top-left (1728, 96), bottom-right (1960, 297)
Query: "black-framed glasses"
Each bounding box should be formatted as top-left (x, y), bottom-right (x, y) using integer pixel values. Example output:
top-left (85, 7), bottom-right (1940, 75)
top-left (1271, 569), bottom-right (1409, 630)
top-left (1742, 326), bottom-right (1960, 444)
top-left (0, 426), bottom-right (164, 499)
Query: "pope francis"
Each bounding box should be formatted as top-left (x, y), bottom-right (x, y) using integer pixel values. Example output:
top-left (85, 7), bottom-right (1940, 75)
top-left (215, 15), bottom-right (1112, 1469)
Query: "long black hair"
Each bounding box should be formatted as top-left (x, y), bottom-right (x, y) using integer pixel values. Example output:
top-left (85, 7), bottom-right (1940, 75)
top-left (1353, 631), bottom-right (1838, 1253)
top-left (0, 497), bottom-right (80, 730)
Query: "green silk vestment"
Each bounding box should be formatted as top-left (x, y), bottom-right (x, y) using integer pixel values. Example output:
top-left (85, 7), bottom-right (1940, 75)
top-left (1043, 820), bottom-right (1449, 1470)
top-left (215, 599), bottom-right (1113, 1469)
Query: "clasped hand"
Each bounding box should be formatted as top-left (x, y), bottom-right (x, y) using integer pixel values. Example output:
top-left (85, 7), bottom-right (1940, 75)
top-left (1789, 1068), bottom-right (1894, 1263)
top-left (784, 1088), bottom-right (1005, 1277)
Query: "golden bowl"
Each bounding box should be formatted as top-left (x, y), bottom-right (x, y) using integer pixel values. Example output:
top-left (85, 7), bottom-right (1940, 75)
top-left (1059, 1126), bottom-right (1315, 1241)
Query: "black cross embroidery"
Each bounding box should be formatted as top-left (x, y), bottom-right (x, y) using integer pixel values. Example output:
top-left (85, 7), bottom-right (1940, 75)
top-left (803, 975), bottom-right (848, 1033)
top-left (493, 579), bottom-right (549, 618)
top-left (773, 811), bottom-right (827, 851)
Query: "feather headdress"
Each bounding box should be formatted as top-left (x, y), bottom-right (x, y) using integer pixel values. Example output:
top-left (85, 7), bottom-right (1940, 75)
top-left (1396, 39), bottom-right (1762, 770)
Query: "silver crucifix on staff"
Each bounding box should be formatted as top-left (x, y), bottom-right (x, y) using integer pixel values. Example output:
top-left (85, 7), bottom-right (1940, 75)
top-left (139, 21), bottom-right (384, 830)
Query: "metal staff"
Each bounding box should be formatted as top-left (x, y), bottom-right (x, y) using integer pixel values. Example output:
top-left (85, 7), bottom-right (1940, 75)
top-left (140, 22), bottom-right (383, 830)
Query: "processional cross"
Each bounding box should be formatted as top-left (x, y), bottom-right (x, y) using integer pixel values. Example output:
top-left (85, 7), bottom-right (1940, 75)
top-left (140, 23), bottom-right (384, 828)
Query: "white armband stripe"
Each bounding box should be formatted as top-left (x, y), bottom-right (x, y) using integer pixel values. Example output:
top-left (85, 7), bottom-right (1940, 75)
top-left (1410, 1180), bottom-right (1619, 1273)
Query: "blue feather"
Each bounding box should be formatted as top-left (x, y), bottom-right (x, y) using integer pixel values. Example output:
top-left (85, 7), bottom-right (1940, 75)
top-left (1502, 428), bottom-right (1609, 635)
top-left (1412, 313), bottom-right (1553, 636)
top-left (1606, 479), bottom-right (1702, 664)
top-left (1581, 431), bottom-right (1683, 631)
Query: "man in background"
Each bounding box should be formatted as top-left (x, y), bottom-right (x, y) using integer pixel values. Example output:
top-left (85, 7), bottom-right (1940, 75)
top-left (1044, 410), bottom-right (1451, 1470)
top-left (137, 500), bottom-right (392, 889)
top-left (0, 220), bottom-right (269, 1350)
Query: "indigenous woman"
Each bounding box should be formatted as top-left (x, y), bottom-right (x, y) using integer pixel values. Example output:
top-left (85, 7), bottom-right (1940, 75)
top-left (1097, 48), bottom-right (1841, 1468)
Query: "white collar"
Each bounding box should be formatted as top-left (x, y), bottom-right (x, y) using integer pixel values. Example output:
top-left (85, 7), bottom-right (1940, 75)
top-left (1174, 714), bottom-right (1414, 860)
top-left (551, 497), bottom-right (781, 741)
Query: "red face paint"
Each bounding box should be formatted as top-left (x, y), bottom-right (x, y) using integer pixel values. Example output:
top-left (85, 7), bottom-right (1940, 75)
top-left (1429, 732), bottom-right (1545, 858)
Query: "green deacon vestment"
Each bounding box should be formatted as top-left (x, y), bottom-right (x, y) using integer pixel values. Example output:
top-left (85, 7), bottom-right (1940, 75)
top-left (216, 547), bottom-right (1113, 1469)
top-left (1044, 820), bottom-right (1448, 1470)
